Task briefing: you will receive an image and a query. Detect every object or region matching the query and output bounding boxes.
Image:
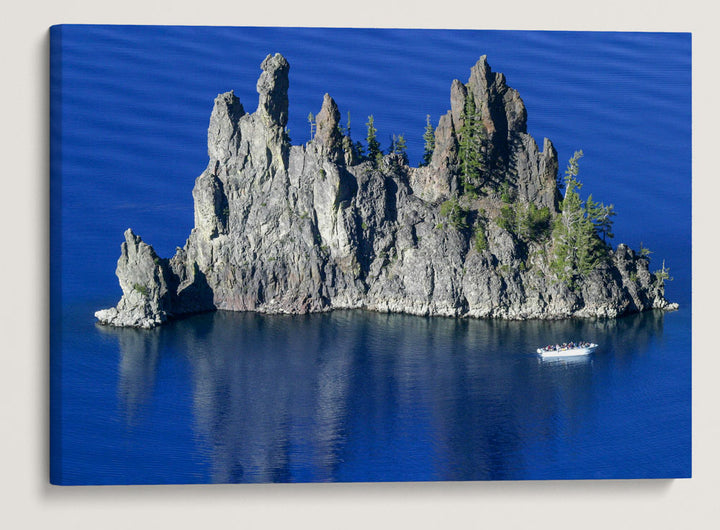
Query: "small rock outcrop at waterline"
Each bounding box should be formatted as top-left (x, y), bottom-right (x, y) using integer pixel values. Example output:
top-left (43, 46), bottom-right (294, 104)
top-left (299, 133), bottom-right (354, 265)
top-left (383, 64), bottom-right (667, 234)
top-left (96, 53), bottom-right (678, 329)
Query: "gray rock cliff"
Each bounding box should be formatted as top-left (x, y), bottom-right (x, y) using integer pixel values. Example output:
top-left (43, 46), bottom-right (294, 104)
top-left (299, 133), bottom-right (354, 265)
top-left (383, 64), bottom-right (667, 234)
top-left (96, 53), bottom-right (677, 328)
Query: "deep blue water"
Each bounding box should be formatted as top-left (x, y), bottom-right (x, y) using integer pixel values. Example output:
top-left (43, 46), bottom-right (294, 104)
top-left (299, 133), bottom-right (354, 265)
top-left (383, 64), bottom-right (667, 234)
top-left (50, 26), bottom-right (691, 484)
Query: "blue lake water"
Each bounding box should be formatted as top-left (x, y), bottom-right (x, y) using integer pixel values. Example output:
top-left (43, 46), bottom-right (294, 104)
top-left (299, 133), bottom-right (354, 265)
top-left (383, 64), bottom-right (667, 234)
top-left (50, 26), bottom-right (691, 484)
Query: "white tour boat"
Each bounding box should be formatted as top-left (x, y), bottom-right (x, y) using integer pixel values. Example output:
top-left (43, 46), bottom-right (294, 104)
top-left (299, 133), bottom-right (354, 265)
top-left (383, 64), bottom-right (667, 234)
top-left (536, 342), bottom-right (598, 358)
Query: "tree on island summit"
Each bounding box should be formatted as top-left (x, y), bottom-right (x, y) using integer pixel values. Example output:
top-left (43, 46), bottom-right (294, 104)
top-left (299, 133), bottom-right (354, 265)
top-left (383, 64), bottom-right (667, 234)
top-left (366, 115), bottom-right (382, 166)
top-left (354, 140), bottom-right (366, 160)
top-left (551, 150), bottom-right (613, 289)
top-left (458, 92), bottom-right (486, 194)
top-left (421, 114), bottom-right (435, 166)
top-left (392, 133), bottom-right (408, 164)
top-left (307, 112), bottom-right (315, 141)
top-left (343, 111), bottom-right (351, 138)
top-left (654, 259), bottom-right (673, 287)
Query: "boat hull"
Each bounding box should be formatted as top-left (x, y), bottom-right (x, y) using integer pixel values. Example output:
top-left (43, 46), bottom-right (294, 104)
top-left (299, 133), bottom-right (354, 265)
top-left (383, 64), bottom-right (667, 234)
top-left (537, 344), bottom-right (597, 357)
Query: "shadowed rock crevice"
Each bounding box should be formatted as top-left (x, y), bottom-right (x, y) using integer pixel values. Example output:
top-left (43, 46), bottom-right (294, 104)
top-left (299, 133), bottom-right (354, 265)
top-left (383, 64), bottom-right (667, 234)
top-left (96, 54), bottom-right (677, 329)
top-left (170, 263), bottom-right (216, 315)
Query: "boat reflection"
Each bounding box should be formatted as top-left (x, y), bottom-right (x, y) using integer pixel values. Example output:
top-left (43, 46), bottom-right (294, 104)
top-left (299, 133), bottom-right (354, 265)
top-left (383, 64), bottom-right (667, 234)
top-left (538, 354), bottom-right (592, 365)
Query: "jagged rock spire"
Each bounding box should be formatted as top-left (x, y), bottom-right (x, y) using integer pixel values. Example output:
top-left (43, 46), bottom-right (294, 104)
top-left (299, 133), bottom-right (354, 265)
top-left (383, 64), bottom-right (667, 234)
top-left (468, 55), bottom-right (494, 93)
top-left (449, 79), bottom-right (467, 129)
top-left (94, 228), bottom-right (171, 328)
top-left (256, 53), bottom-right (290, 127)
top-left (466, 54), bottom-right (527, 138)
top-left (207, 91), bottom-right (244, 163)
top-left (314, 93), bottom-right (342, 159)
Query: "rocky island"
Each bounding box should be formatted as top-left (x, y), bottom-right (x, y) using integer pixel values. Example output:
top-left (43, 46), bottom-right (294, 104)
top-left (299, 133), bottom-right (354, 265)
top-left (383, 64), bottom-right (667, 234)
top-left (95, 53), bottom-right (677, 329)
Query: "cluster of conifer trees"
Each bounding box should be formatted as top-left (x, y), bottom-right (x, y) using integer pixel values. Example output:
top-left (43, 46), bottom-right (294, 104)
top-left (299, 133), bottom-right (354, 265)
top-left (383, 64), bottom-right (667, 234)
top-left (550, 151), bottom-right (617, 287)
top-left (306, 112), bottom-right (411, 167)
top-left (457, 92), bottom-right (486, 194)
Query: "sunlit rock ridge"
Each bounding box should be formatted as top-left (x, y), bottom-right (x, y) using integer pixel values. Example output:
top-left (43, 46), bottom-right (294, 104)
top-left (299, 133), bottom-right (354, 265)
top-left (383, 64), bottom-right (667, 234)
top-left (95, 53), bottom-right (677, 329)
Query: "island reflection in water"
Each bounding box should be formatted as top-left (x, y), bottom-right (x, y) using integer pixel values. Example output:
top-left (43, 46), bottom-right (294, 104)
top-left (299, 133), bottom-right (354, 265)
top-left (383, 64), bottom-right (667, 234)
top-left (107, 309), bottom-right (667, 483)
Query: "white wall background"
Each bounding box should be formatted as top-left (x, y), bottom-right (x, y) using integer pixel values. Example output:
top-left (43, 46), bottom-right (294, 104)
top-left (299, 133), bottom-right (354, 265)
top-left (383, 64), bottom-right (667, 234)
top-left (1, 1), bottom-right (716, 528)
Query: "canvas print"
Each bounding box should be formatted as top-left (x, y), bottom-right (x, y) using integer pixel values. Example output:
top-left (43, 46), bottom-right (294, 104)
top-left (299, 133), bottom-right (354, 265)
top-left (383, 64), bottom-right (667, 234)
top-left (50, 26), bottom-right (691, 484)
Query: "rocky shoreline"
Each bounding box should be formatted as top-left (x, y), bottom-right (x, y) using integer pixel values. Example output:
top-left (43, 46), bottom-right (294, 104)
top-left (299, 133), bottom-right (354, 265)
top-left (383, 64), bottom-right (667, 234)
top-left (96, 53), bottom-right (677, 329)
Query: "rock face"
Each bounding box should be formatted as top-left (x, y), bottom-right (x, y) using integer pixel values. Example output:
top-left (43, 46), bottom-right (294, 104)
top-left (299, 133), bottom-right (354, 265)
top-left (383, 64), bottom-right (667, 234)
top-left (94, 229), bottom-right (172, 329)
top-left (96, 53), bottom-right (677, 329)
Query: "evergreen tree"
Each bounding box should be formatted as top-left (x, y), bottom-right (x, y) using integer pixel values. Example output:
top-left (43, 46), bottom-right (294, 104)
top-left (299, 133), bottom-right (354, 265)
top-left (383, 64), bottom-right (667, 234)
top-left (584, 194), bottom-right (600, 233)
top-left (552, 151), bottom-right (585, 279)
top-left (598, 205), bottom-right (616, 242)
top-left (339, 112), bottom-right (357, 162)
top-left (638, 242), bottom-right (653, 258)
top-left (458, 92), bottom-right (485, 194)
top-left (422, 114), bottom-right (435, 166)
top-left (354, 140), bottom-right (366, 160)
top-left (654, 259), bottom-right (673, 286)
top-left (393, 134), bottom-right (408, 164)
top-left (496, 204), bottom-right (516, 233)
top-left (366, 115), bottom-right (382, 166)
top-left (474, 222), bottom-right (488, 252)
top-left (307, 112), bottom-right (315, 140)
top-left (575, 213), bottom-right (604, 274)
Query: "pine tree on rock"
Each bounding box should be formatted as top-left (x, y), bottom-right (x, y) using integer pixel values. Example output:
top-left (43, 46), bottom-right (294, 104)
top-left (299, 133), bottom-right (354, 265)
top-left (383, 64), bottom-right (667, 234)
top-left (307, 112), bottom-right (315, 141)
top-left (340, 112), bottom-right (362, 165)
top-left (366, 115), bottom-right (382, 166)
top-left (422, 114), bottom-right (435, 166)
top-left (393, 133), bottom-right (408, 164)
top-left (654, 259), bottom-right (673, 287)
